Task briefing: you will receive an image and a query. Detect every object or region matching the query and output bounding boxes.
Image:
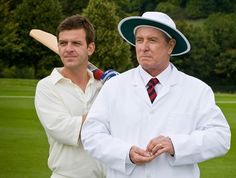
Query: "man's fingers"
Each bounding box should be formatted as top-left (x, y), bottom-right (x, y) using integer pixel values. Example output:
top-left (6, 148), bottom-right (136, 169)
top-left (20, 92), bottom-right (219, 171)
top-left (146, 135), bottom-right (165, 152)
top-left (147, 136), bottom-right (165, 153)
top-left (151, 143), bottom-right (164, 154)
top-left (135, 147), bottom-right (151, 157)
top-left (154, 146), bottom-right (169, 157)
top-left (146, 136), bottom-right (175, 156)
top-left (129, 146), bottom-right (153, 164)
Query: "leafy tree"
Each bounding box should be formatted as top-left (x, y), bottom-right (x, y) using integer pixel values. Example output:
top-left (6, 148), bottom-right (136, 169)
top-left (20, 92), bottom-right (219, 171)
top-left (140, 0), bottom-right (158, 13)
top-left (59, 0), bottom-right (88, 16)
top-left (114, 0), bottom-right (158, 15)
top-left (186, 0), bottom-right (235, 19)
top-left (214, 0), bottom-right (234, 13)
top-left (214, 50), bottom-right (236, 82)
top-left (14, 0), bottom-right (63, 78)
top-left (177, 0), bottom-right (188, 8)
top-left (156, 2), bottom-right (185, 19)
top-left (172, 21), bottom-right (219, 81)
top-left (0, 0), bottom-right (22, 75)
top-left (82, 0), bottom-right (132, 72)
top-left (186, 0), bottom-right (216, 19)
top-left (204, 13), bottom-right (236, 83)
top-left (114, 0), bottom-right (138, 15)
top-left (113, 0), bottom-right (139, 20)
top-left (205, 13), bottom-right (236, 50)
top-left (4, 0), bottom-right (23, 10)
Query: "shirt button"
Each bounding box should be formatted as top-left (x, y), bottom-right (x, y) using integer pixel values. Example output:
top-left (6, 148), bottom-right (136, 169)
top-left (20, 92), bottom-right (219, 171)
top-left (150, 110), bottom-right (155, 114)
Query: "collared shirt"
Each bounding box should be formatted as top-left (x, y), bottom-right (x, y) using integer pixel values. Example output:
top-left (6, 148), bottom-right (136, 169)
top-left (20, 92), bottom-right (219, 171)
top-left (35, 68), bottom-right (105, 178)
top-left (139, 63), bottom-right (172, 95)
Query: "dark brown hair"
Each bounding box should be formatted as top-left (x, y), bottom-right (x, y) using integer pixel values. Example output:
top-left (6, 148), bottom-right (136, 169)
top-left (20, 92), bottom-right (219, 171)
top-left (57, 14), bottom-right (95, 45)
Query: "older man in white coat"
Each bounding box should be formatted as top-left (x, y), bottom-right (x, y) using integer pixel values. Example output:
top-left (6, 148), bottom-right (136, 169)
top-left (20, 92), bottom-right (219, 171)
top-left (81, 11), bottom-right (231, 178)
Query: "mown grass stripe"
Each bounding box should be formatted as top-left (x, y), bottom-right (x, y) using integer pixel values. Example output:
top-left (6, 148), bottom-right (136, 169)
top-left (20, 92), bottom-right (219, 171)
top-left (1, 96), bottom-right (236, 103)
top-left (217, 101), bottom-right (236, 104)
top-left (0, 96), bottom-right (34, 99)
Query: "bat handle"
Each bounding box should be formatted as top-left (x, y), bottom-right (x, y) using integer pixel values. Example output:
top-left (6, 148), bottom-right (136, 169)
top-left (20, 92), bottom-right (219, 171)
top-left (87, 63), bottom-right (104, 80)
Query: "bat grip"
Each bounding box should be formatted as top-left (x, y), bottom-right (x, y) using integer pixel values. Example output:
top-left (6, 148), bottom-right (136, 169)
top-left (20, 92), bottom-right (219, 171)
top-left (87, 63), bottom-right (104, 80)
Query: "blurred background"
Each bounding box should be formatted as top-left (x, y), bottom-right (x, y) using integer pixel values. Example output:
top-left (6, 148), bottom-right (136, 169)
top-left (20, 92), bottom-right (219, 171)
top-left (0, 0), bottom-right (236, 92)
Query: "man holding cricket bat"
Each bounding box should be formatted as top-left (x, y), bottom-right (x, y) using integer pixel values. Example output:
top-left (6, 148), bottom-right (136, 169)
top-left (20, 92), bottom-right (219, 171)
top-left (35, 15), bottom-right (116, 178)
top-left (81, 11), bottom-right (231, 178)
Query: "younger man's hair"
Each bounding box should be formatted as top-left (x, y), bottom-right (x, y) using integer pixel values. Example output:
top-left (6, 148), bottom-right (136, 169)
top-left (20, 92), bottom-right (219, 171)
top-left (57, 14), bottom-right (95, 45)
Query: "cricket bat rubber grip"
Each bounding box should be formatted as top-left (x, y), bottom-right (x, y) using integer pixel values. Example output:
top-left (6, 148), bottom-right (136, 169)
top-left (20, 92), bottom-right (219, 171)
top-left (100, 69), bottom-right (119, 82)
top-left (92, 69), bottom-right (120, 82)
top-left (93, 69), bottom-right (104, 80)
top-left (87, 63), bottom-right (104, 80)
top-left (87, 63), bottom-right (119, 82)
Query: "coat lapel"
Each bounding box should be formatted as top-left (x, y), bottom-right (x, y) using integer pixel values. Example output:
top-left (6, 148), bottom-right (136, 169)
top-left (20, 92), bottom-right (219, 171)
top-left (131, 68), bottom-right (152, 106)
top-left (130, 64), bottom-right (180, 106)
top-left (154, 64), bottom-right (180, 103)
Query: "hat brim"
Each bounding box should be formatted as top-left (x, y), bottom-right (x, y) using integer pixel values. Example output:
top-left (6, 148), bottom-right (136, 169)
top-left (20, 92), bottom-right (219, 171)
top-left (118, 16), bottom-right (191, 56)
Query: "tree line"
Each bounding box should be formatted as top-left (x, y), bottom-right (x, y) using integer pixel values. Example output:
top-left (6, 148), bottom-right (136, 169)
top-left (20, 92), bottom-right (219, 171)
top-left (0, 0), bottom-right (235, 92)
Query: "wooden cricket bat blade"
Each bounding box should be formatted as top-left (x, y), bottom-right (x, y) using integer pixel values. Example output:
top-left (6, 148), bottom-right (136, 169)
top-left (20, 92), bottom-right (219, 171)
top-left (29, 29), bottom-right (59, 55)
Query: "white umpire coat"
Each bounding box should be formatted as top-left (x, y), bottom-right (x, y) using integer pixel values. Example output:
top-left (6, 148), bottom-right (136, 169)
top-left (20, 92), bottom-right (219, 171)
top-left (81, 64), bottom-right (231, 178)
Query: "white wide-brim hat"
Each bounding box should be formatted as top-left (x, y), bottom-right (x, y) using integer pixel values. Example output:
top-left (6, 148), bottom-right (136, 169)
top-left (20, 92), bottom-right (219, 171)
top-left (118, 12), bottom-right (191, 56)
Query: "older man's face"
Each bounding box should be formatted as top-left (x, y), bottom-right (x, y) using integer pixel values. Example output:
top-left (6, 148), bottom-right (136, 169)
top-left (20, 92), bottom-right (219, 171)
top-left (135, 27), bottom-right (175, 76)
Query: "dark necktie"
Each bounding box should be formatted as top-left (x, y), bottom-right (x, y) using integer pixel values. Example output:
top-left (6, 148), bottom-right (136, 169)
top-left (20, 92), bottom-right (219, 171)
top-left (147, 78), bottom-right (159, 103)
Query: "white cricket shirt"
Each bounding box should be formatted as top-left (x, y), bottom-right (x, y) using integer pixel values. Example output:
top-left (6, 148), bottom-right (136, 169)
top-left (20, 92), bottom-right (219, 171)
top-left (35, 68), bottom-right (105, 178)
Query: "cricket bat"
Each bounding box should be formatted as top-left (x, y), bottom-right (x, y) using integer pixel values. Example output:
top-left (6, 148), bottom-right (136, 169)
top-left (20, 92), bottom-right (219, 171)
top-left (29, 29), bottom-right (104, 80)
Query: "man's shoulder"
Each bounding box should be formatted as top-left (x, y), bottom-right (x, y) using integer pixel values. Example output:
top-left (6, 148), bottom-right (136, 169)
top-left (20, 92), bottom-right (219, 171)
top-left (116, 68), bottom-right (136, 79)
top-left (36, 69), bottom-right (57, 89)
top-left (37, 68), bottom-right (62, 85)
top-left (36, 75), bottom-right (53, 90)
top-left (101, 68), bottom-right (135, 89)
top-left (178, 70), bottom-right (211, 91)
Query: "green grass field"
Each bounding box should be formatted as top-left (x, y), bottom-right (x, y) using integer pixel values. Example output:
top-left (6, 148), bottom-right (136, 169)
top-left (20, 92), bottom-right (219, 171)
top-left (0, 78), bottom-right (50, 178)
top-left (0, 78), bottom-right (235, 178)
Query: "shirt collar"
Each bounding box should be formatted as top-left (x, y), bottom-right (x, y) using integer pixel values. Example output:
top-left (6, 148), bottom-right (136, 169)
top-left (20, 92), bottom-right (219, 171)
top-left (50, 67), bottom-right (95, 85)
top-left (138, 63), bottom-right (172, 86)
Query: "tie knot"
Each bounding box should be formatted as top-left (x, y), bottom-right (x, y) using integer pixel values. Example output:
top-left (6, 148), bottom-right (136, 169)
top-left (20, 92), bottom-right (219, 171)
top-left (147, 78), bottom-right (159, 87)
